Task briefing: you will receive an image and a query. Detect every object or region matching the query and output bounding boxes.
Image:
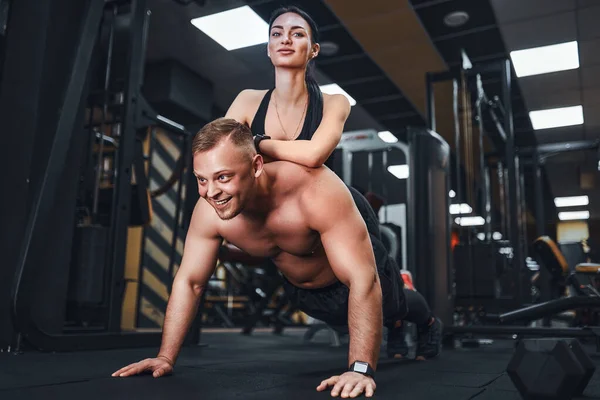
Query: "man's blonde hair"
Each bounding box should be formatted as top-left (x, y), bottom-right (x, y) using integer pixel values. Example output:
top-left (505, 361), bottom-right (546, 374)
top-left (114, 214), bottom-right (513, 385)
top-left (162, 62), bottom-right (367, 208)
top-left (192, 118), bottom-right (255, 159)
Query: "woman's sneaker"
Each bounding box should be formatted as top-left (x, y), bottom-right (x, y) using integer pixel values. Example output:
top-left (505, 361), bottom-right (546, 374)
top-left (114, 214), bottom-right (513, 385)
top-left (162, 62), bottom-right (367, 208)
top-left (416, 317), bottom-right (443, 359)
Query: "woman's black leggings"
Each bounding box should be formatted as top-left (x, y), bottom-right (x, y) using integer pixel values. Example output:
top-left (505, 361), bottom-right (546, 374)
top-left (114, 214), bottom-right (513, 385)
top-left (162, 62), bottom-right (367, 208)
top-left (400, 288), bottom-right (433, 326)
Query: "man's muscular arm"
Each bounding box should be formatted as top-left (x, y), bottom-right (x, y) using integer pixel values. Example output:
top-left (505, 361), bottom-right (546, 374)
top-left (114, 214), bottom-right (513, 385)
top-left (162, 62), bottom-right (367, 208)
top-left (157, 200), bottom-right (222, 363)
top-left (302, 173), bottom-right (383, 370)
top-left (112, 199), bottom-right (221, 378)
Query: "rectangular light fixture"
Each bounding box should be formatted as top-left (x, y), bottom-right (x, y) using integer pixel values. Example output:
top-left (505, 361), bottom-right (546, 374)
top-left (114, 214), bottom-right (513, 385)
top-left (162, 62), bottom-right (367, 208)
top-left (387, 165), bottom-right (409, 179)
top-left (510, 41), bottom-right (579, 78)
top-left (319, 84), bottom-right (357, 106)
top-left (191, 6), bottom-right (268, 51)
top-left (378, 131), bottom-right (398, 143)
top-left (529, 105), bottom-right (584, 130)
top-left (455, 216), bottom-right (485, 226)
top-left (558, 210), bottom-right (590, 221)
top-left (554, 195), bottom-right (589, 208)
top-left (449, 203), bottom-right (473, 215)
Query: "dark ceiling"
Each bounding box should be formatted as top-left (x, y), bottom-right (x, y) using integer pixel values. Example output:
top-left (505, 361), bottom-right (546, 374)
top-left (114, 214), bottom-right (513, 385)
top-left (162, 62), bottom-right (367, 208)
top-left (143, 0), bottom-right (600, 225)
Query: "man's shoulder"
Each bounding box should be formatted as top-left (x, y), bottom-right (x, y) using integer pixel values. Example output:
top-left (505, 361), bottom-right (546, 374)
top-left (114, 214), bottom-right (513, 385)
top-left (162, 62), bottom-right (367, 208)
top-left (189, 197), bottom-right (221, 238)
top-left (270, 160), bottom-right (331, 184)
top-left (270, 161), bottom-right (345, 202)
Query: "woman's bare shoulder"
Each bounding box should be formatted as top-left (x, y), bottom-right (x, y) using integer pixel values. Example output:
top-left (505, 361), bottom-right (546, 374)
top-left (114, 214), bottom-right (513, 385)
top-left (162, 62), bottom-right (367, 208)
top-left (322, 92), bottom-right (351, 110)
top-left (226, 89), bottom-right (270, 124)
top-left (237, 89), bottom-right (270, 102)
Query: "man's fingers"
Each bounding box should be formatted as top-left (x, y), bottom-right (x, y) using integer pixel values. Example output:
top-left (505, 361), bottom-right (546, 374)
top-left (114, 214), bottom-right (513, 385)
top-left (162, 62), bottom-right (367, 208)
top-left (119, 361), bottom-right (153, 377)
top-left (348, 382), bottom-right (365, 398)
top-left (365, 382), bottom-right (375, 398)
top-left (119, 365), bottom-right (145, 377)
top-left (153, 367), bottom-right (165, 378)
top-left (340, 381), bottom-right (358, 398)
top-left (316, 376), bottom-right (338, 391)
top-left (330, 379), bottom-right (349, 397)
top-left (112, 363), bottom-right (138, 377)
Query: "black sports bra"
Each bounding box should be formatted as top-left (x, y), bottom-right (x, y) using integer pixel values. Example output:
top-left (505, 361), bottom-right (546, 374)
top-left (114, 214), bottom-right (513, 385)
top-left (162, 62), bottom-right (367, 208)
top-left (250, 88), bottom-right (334, 168)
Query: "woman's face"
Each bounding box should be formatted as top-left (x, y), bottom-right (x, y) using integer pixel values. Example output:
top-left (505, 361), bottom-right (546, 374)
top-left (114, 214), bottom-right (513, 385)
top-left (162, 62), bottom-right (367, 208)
top-left (268, 12), bottom-right (318, 69)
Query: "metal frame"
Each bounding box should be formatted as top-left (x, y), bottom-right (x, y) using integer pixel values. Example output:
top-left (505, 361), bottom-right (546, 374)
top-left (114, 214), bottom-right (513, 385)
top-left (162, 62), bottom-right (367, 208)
top-left (9, 0), bottom-right (166, 351)
top-left (106, 0), bottom-right (150, 331)
top-left (524, 139), bottom-right (600, 237)
top-left (10, 0), bottom-right (200, 352)
top-left (426, 59), bottom-right (515, 232)
top-left (335, 129), bottom-right (410, 271)
top-left (418, 53), bottom-right (595, 338)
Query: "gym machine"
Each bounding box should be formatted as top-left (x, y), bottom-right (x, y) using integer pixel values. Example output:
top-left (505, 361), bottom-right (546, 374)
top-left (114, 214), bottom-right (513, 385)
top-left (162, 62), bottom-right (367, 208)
top-left (4, 0), bottom-right (204, 352)
top-left (423, 51), bottom-right (600, 344)
top-left (332, 129), bottom-right (410, 272)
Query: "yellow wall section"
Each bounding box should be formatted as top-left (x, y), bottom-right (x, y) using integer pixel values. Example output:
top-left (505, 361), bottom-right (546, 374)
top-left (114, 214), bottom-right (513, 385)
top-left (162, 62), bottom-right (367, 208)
top-left (121, 130), bottom-right (152, 330)
top-left (557, 221), bottom-right (589, 243)
top-left (323, 0), bottom-right (454, 140)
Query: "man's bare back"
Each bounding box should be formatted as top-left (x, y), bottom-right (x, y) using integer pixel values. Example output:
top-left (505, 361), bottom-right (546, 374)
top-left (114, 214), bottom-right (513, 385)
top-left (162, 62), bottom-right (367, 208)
top-left (198, 161), bottom-right (342, 289)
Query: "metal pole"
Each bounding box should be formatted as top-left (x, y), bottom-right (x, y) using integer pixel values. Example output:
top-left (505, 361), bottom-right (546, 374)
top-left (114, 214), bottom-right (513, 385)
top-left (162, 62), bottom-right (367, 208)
top-left (502, 58), bottom-right (524, 306)
top-left (533, 152), bottom-right (550, 326)
top-left (426, 73), bottom-right (435, 131)
top-left (453, 78), bottom-right (462, 213)
top-left (106, 0), bottom-right (149, 331)
top-left (518, 158), bottom-right (528, 258)
top-left (476, 75), bottom-right (489, 240)
top-left (168, 135), bottom-right (188, 292)
top-left (92, 4), bottom-right (116, 222)
top-left (497, 161), bottom-right (506, 236)
top-left (533, 153), bottom-right (545, 237)
top-left (447, 325), bottom-right (600, 339)
top-left (484, 166), bottom-right (492, 240)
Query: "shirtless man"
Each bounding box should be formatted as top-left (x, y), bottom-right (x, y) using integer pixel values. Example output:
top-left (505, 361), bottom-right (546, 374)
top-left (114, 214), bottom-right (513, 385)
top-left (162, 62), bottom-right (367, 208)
top-left (112, 118), bottom-right (442, 398)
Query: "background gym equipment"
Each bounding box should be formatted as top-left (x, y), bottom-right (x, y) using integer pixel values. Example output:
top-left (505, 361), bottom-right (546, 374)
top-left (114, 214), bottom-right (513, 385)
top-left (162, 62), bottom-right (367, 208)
top-left (1, 0), bottom-right (210, 352)
top-left (332, 129), bottom-right (409, 271)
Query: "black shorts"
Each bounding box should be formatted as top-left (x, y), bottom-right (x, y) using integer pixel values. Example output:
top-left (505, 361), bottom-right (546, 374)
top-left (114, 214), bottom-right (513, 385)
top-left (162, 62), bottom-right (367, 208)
top-left (281, 187), bottom-right (407, 327)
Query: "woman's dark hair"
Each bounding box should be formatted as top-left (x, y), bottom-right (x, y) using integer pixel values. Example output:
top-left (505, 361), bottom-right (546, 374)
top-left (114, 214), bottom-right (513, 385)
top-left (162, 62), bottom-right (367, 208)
top-left (268, 6), bottom-right (323, 138)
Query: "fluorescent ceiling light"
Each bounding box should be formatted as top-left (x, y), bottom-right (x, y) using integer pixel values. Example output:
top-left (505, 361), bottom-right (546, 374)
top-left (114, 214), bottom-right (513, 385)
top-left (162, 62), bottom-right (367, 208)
top-left (529, 105), bottom-right (584, 130)
top-left (378, 131), bottom-right (398, 143)
top-left (558, 210), bottom-right (590, 221)
top-left (449, 203), bottom-right (473, 215)
top-left (493, 232), bottom-right (503, 240)
top-left (455, 216), bottom-right (485, 226)
top-left (510, 41), bottom-right (579, 77)
top-left (388, 165), bottom-right (409, 179)
top-left (449, 190), bottom-right (456, 198)
top-left (554, 195), bottom-right (589, 208)
top-left (191, 6), bottom-right (268, 51)
top-left (320, 84), bottom-right (357, 106)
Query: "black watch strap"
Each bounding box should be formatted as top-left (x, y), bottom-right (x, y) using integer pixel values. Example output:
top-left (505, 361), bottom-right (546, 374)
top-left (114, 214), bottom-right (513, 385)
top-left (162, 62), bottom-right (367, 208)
top-left (349, 361), bottom-right (375, 378)
top-left (253, 134), bottom-right (271, 152)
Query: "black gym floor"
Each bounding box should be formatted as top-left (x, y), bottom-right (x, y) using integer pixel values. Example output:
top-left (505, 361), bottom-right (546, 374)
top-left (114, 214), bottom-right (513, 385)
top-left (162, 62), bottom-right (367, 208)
top-left (2, 328), bottom-right (600, 399)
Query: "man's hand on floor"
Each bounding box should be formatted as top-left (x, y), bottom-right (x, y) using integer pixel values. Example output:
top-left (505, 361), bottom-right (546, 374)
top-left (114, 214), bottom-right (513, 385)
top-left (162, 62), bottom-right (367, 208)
top-left (317, 371), bottom-right (376, 398)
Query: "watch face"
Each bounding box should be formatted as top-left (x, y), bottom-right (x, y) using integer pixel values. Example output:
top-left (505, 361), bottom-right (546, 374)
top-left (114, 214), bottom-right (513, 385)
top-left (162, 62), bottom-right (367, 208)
top-left (354, 362), bottom-right (368, 373)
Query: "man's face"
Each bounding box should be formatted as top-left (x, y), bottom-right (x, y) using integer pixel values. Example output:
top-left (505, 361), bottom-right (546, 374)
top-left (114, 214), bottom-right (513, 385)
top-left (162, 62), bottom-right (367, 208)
top-left (193, 139), bottom-right (260, 220)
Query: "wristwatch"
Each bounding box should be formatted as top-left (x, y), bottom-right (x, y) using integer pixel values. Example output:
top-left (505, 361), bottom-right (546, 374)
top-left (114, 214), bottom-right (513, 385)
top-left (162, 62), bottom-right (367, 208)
top-left (349, 361), bottom-right (375, 378)
top-left (253, 134), bottom-right (271, 152)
